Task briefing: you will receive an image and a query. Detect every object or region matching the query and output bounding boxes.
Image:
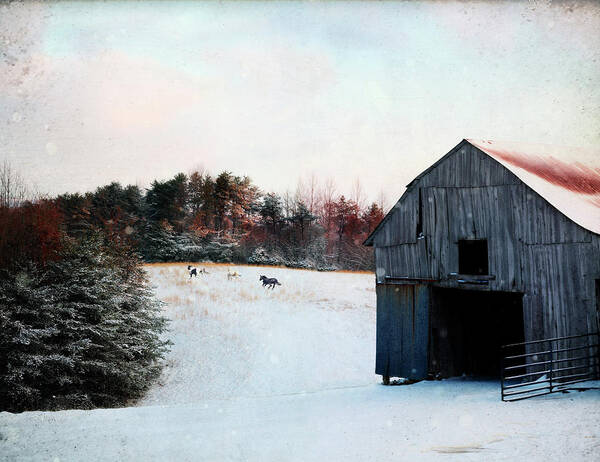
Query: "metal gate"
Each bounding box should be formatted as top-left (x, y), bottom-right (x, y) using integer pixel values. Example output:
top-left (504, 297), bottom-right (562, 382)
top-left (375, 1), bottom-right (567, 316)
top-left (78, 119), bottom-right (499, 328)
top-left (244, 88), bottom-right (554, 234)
top-left (501, 332), bottom-right (600, 402)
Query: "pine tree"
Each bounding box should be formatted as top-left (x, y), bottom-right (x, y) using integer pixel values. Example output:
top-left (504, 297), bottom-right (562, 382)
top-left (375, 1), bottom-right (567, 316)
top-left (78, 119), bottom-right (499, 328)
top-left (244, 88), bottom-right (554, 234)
top-left (0, 235), bottom-right (169, 412)
top-left (260, 193), bottom-right (283, 239)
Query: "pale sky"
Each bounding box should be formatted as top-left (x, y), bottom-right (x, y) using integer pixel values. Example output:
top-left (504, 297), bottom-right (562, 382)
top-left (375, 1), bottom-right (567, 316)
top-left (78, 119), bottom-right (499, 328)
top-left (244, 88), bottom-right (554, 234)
top-left (1, 1), bottom-right (599, 204)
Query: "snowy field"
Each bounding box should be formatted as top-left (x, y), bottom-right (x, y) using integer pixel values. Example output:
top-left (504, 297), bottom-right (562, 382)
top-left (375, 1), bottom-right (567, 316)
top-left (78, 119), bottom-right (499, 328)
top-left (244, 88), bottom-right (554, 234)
top-left (1, 263), bottom-right (599, 461)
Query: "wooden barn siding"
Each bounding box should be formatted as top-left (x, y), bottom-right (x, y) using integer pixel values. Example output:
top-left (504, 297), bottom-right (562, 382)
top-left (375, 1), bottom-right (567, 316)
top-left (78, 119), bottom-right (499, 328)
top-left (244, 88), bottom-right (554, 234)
top-left (517, 190), bottom-right (592, 244)
top-left (418, 144), bottom-right (520, 189)
top-left (372, 191), bottom-right (417, 247)
top-left (373, 141), bottom-right (600, 351)
top-left (377, 184), bottom-right (524, 292)
top-left (374, 241), bottom-right (430, 282)
top-left (521, 239), bottom-right (600, 375)
top-left (375, 284), bottom-right (429, 379)
top-left (423, 187), bottom-right (449, 280)
top-left (432, 185), bottom-right (523, 291)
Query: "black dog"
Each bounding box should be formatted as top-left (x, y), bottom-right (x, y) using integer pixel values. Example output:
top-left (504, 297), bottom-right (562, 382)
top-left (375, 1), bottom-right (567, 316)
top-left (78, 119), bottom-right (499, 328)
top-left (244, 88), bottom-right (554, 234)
top-left (259, 275), bottom-right (281, 289)
top-left (187, 265), bottom-right (197, 278)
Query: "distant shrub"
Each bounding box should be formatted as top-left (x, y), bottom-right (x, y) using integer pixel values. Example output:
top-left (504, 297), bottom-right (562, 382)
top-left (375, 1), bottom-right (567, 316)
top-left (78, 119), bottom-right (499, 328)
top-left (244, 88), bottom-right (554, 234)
top-left (247, 246), bottom-right (338, 271)
top-left (247, 247), bottom-right (285, 266)
top-left (0, 236), bottom-right (169, 412)
top-left (140, 224), bottom-right (238, 263)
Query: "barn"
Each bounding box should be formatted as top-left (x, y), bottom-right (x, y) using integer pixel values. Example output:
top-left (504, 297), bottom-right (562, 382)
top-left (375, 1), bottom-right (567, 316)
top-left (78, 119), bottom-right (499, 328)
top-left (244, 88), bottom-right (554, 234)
top-left (364, 139), bottom-right (600, 390)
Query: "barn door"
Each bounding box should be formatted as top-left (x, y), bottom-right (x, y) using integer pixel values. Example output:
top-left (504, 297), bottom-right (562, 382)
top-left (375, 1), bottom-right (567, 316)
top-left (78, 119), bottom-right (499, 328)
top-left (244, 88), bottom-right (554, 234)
top-left (376, 283), bottom-right (430, 380)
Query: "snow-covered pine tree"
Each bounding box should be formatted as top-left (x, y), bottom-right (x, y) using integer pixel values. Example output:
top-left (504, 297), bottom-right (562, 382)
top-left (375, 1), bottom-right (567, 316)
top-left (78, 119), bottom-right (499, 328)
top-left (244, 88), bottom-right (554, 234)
top-left (0, 235), bottom-right (169, 412)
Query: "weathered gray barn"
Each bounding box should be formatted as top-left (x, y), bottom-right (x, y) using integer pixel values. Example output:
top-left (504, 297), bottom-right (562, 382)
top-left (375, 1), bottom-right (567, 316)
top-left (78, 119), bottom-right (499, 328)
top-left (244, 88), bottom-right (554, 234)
top-left (364, 139), bottom-right (600, 382)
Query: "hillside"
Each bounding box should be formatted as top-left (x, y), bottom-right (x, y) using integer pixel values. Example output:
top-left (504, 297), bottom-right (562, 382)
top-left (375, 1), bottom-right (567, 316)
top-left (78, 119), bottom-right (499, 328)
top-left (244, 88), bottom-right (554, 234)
top-left (141, 263), bottom-right (379, 404)
top-left (1, 264), bottom-right (598, 461)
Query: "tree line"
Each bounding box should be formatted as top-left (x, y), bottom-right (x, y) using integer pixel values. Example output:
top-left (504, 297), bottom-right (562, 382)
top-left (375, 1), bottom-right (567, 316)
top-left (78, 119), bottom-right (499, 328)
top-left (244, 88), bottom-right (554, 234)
top-left (55, 169), bottom-right (386, 270)
top-left (0, 162), bottom-right (386, 411)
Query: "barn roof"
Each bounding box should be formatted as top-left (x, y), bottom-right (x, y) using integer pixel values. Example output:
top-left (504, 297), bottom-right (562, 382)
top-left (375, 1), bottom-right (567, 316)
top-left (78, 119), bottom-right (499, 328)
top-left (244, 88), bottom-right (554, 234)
top-left (364, 139), bottom-right (600, 246)
top-left (467, 139), bottom-right (600, 235)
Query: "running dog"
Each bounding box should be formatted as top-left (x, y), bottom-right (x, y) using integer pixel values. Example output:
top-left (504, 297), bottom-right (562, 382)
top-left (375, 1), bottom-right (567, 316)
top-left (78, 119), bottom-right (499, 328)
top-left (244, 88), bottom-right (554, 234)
top-left (227, 269), bottom-right (241, 280)
top-left (187, 265), bottom-right (209, 277)
top-left (259, 275), bottom-right (281, 289)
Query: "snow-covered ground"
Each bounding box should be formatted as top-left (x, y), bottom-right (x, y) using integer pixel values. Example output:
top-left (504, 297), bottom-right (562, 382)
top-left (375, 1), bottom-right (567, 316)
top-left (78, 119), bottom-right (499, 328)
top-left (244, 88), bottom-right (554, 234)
top-left (1, 263), bottom-right (599, 461)
top-left (141, 263), bottom-right (379, 404)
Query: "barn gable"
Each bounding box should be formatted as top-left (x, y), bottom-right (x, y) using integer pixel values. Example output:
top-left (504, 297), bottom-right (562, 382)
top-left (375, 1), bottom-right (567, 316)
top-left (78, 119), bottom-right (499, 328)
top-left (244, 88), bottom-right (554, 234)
top-left (365, 139), bottom-right (600, 246)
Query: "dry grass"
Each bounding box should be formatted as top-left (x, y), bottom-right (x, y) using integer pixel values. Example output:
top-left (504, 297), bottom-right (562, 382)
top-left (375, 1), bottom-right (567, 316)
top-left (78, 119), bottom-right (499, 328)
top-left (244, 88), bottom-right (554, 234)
top-left (162, 295), bottom-right (183, 305)
top-left (238, 288), bottom-right (260, 302)
top-left (145, 261), bottom-right (374, 275)
top-left (145, 262), bottom-right (375, 329)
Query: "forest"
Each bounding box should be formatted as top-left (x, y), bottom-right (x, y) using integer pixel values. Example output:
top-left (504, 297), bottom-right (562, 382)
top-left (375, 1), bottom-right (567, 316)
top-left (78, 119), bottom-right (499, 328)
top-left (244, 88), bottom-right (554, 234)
top-left (54, 169), bottom-right (386, 271)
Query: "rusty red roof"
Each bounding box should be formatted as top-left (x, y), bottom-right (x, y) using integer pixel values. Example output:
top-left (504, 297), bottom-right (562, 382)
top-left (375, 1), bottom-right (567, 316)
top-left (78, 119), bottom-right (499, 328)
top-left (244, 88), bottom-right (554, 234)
top-left (364, 139), bottom-right (600, 246)
top-left (468, 139), bottom-right (600, 234)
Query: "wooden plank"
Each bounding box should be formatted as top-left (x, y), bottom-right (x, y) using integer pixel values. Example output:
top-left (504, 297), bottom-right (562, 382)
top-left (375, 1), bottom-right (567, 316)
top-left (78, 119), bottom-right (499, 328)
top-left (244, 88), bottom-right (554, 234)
top-left (521, 188), bottom-right (592, 244)
top-left (373, 192), bottom-right (418, 246)
top-left (420, 144), bottom-right (521, 188)
top-left (389, 286), bottom-right (405, 375)
top-left (375, 284), bottom-right (391, 376)
top-left (412, 284), bottom-right (430, 379)
top-left (423, 187), bottom-right (449, 280)
top-left (375, 284), bottom-right (430, 379)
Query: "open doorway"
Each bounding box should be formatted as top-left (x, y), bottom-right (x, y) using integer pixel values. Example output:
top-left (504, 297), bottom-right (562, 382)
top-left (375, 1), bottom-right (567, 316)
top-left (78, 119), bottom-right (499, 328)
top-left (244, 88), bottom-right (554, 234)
top-left (429, 288), bottom-right (524, 378)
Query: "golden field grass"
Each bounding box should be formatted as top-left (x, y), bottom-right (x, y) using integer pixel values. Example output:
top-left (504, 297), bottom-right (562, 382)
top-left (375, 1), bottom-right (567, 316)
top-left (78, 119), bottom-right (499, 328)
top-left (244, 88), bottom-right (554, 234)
top-left (146, 263), bottom-right (374, 313)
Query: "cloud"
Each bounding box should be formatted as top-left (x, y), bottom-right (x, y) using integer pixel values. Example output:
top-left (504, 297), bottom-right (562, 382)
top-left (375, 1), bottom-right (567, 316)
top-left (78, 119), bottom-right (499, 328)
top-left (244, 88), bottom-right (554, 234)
top-left (47, 51), bottom-right (206, 133)
top-left (1, 1), bottom-right (599, 204)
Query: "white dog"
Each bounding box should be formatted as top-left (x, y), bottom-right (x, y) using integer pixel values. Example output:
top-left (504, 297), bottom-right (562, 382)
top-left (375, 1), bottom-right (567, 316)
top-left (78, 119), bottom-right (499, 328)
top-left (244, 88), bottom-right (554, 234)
top-left (227, 269), bottom-right (241, 280)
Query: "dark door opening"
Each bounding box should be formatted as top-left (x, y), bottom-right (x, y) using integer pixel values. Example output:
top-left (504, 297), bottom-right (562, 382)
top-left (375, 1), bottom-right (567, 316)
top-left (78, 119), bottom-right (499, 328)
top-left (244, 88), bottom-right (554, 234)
top-left (429, 288), bottom-right (524, 378)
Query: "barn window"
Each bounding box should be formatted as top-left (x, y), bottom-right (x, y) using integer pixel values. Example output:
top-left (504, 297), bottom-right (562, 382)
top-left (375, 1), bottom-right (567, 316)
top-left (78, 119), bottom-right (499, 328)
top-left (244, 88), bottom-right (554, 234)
top-left (458, 239), bottom-right (488, 275)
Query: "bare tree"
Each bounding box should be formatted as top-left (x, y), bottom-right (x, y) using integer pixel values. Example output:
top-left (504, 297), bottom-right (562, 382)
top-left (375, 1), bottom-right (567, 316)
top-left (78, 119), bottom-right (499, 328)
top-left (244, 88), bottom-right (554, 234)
top-left (0, 160), bottom-right (29, 208)
top-left (321, 177), bottom-right (337, 204)
top-left (318, 177), bottom-right (338, 233)
top-left (307, 172), bottom-right (319, 214)
top-left (282, 189), bottom-right (294, 219)
top-left (350, 177), bottom-right (365, 211)
top-left (377, 188), bottom-right (390, 214)
top-left (294, 177), bottom-right (306, 207)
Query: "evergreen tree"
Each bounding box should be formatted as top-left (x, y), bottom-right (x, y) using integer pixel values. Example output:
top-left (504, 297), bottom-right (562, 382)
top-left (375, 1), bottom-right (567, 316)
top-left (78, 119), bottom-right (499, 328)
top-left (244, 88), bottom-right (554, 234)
top-left (0, 235), bottom-right (169, 412)
top-left (188, 171), bottom-right (205, 216)
top-left (260, 193), bottom-right (283, 239)
top-left (362, 202), bottom-right (385, 235)
top-left (55, 192), bottom-right (93, 237)
top-left (214, 171), bottom-right (232, 232)
top-left (229, 175), bottom-right (260, 236)
top-left (289, 201), bottom-right (317, 243)
top-left (145, 173), bottom-right (188, 229)
top-left (199, 174), bottom-right (216, 231)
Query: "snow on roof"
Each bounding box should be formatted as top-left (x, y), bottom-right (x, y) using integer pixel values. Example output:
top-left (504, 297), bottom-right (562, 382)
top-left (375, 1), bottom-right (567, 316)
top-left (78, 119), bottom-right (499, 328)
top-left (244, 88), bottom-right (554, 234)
top-left (467, 139), bottom-right (600, 235)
